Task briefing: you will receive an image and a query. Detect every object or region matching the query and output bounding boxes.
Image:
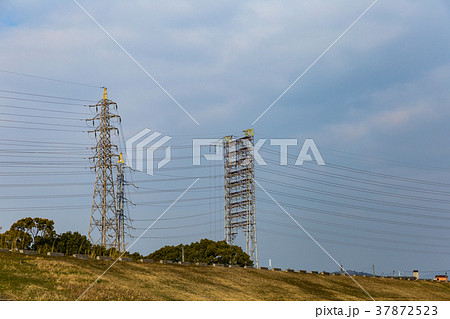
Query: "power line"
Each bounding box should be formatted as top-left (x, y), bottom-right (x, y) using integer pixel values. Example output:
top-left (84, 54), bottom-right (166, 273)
top-left (0, 137), bottom-right (89, 146)
top-left (0, 103), bottom-right (90, 115)
top-left (137, 230), bottom-right (221, 239)
top-left (0, 111), bottom-right (84, 121)
top-left (0, 171), bottom-right (91, 177)
top-left (0, 69), bottom-right (101, 88)
top-left (0, 118), bottom-right (87, 128)
top-left (259, 167), bottom-right (450, 204)
top-left (133, 210), bottom-right (221, 222)
top-left (258, 197), bottom-right (450, 230)
top-left (259, 147), bottom-right (450, 187)
top-left (257, 187), bottom-right (450, 220)
top-left (0, 95), bottom-right (88, 106)
top-left (0, 89), bottom-right (97, 102)
top-left (258, 208), bottom-right (450, 242)
top-left (259, 228), bottom-right (449, 256)
top-left (0, 150), bottom-right (89, 156)
top-left (0, 124), bottom-right (83, 132)
top-left (321, 146), bottom-right (450, 172)
top-left (133, 220), bottom-right (217, 231)
top-left (261, 157), bottom-right (450, 196)
top-left (257, 177), bottom-right (450, 214)
top-left (257, 217), bottom-right (450, 249)
top-left (0, 204), bottom-right (90, 211)
top-left (136, 195), bottom-right (222, 206)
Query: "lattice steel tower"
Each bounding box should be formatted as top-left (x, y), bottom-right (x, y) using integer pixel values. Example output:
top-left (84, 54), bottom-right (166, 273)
top-left (116, 153), bottom-right (132, 252)
top-left (223, 129), bottom-right (258, 267)
top-left (87, 88), bottom-right (121, 249)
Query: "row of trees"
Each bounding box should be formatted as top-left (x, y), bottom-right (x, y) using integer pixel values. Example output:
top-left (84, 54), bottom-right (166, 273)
top-left (0, 217), bottom-right (143, 259)
top-left (1, 218), bottom-right (253, 265)
top-left (0, 217), bottom-right (93, 255)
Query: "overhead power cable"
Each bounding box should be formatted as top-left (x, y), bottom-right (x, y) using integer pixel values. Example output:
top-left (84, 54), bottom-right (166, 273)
top-left (132, 209), bottom-right (221, 222)
top-left (259, 147), bottom-right (450, 187)
top-left (0, 137), bottom-right (89, 146)
top-left (259, 167), bottom-right (450, 204)
top-left (0, 95), bottom-right (87, 106)
top-left (0, 118), bottom-right (86, 128)
top-left (258, 177), bottom-right (450, 214)
top-left (259, 187), bottom-right (450, 220)
top-left (258, 208), bottom-right (450, 242)
top-left (257, 218), bottom-right (450, 249)
top-left (137, 230), bottom-right (221, 239)
top-left (258, 197), bottom-right (450, 230)
top-left (0, 89), bottom-right (97, 102)
top-left (0, 103), bottom-right (89, 115)
top-left (0, 111), bottom-right (84, 121)
top-left (0, 124), bottom-right (83, 132)
top-left (321, 146), bottom-right (450, 172)
top-left (261, 157), bottom-right (450, 196)
top-left (0, 171), bottom-right (91, 177)
top-left (0, 69), bottom-right (101, 88)
top-left (259, 228), bottom-right (449, 256)
top-left (133, 220), bottom-right (219, 231)
top-left (0, 204), bottom-right (90, 211)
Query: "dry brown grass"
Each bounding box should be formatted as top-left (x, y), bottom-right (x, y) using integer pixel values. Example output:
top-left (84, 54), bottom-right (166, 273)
top-left (0, 252), bottom-right (449, 301)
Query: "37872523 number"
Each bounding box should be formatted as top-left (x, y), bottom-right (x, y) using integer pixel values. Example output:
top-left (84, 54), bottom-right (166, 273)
top-left (375, 306), bottom-right (438, 316)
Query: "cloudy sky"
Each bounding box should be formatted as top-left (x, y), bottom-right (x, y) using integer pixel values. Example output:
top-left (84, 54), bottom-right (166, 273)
top-left (1, 0), bottom-right (449, 278)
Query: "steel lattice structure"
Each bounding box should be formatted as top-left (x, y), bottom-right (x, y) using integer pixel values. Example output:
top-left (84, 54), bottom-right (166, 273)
top-left (223, 129), bottom-right (258, 267)
top-left (87, 88), bottom-right (121, 249)
top-left (116, 154), bottom-right (126, 252)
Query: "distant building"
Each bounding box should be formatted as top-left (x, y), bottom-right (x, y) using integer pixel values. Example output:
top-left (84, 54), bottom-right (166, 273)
top-left (413, 270), bottom-right (419, 280)
top-left (435, 274), bottom-right (448, 282)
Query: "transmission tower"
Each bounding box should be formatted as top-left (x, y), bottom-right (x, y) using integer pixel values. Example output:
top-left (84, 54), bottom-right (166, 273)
top-left (223, 129), bottom-right (258, 267)
top-left (116, 153), bottom-right (126, 251)
top-left (87, 88), bottom-right (121, 249)
top-left (116, 153), bottom-right (133, 252)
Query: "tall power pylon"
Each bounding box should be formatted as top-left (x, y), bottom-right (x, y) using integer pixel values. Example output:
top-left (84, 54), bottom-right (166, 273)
top-left (223, 129), bottom-right (258, 267)
top-left (87, 88), bottom-right (121, 249)
top-left (116, 153), bottom-right (132, 252)
top-left (116, 153), bottom-right (126, 251)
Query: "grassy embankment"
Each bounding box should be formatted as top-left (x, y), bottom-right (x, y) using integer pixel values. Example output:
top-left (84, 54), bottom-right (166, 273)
top-left (0, 251), bottom-right (449, 301)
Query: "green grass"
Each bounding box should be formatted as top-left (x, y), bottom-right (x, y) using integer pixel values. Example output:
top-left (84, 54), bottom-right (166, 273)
top-left (0, 251), bottom-right (449, 301)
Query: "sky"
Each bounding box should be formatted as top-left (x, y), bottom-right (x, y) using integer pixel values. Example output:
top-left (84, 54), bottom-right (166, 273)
top-left (0, 0), bottom-right (449, 279)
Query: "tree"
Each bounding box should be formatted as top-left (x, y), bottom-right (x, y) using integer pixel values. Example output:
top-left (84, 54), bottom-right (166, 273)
top-left (0, 232), bottom-right (5, 248)
top-left (54, 231), bottom-right (92, 255)
top-left (123, 251), bottom-right (144, 261)
top-left (2, 217), bottom-right (143, 258)
top-left (89, 245), bottom-right (117, 258)
top-left (147, 244), bottom-right (183, 262)
top-left (9, 217), bottom-right (56, 252)
top-left (2, 229), bottom-right (32, 250)
top-left (146, 239), bottom-right (254, 266)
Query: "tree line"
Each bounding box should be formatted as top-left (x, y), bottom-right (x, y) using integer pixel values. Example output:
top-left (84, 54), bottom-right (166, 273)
top-left (0, 217), bottom-right (253, 266)
top-left (0, 217), bottom-right (97, 256)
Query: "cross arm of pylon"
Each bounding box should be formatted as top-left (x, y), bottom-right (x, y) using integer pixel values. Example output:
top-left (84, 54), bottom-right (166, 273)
top-left (86, 114), bottom-right (121, 121)
top-left (87, 127), bottom-right (119, 133)
top-left (86, 115), bottom-right (101, 122)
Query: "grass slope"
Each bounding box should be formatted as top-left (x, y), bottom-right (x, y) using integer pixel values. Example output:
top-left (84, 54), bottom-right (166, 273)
top-left (0, 252), bottom-right (449, 301)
